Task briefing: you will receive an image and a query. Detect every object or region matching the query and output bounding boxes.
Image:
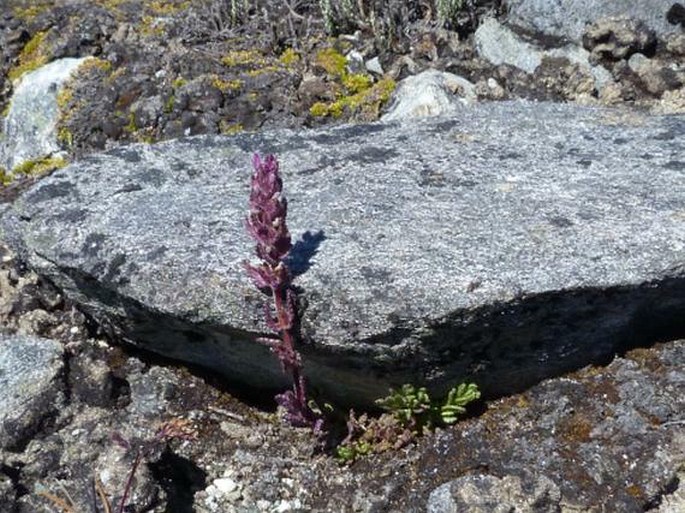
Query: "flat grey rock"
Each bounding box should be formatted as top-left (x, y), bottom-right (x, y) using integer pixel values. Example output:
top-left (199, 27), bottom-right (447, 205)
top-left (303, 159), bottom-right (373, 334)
top-left (0, 57), bottom-right (89, 171)
top-left (0, 333), bottom-right (64, 449)
top-left (505, 0), bottom-right (682, 44)
top-left (1, 101), bottom-right (684, 406)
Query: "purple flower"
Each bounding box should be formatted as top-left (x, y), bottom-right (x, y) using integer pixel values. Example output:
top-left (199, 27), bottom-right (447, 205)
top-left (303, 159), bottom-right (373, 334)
top-left (244, 153), bottom-right (321, 432)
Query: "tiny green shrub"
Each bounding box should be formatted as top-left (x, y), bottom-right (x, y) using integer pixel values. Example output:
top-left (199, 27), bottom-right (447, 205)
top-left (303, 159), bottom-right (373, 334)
top-left (336, 382), bottom-right (480, 462)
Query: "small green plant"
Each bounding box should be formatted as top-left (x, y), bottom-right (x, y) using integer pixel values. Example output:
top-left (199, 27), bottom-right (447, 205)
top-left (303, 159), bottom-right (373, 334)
top-left (336, 382), bottom-right (480, 462)
top-left (436, 0), bottom-right (464, 28)
top-left (378, 382), bottom-right (480, 430)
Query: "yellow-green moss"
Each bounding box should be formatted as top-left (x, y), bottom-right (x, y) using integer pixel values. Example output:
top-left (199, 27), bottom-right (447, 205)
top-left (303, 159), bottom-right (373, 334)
top-left (147, 0), bottom-right (191, 15)
top-left (8, 31), bottom-right (50, 83)
top-left (342, 73), bottom-right (372, 94)
top-left (221, 50), bottom-right (266, 68)
top-left (164, 95), bottom-right (175, 113)
top-left (56, 88), bottom-right (74, 112)
top-left (172, 77), bottom-right (187, 89)
top-left (57, 127), bottom-right (73, 147)
top-left (12, 2), bottom-right (51, 21)
top-left (134, 129), bottom-right (156, 144)
top-left (315, 47), bottom-right (346, 77)
top-left (211, 77), bottom-right (243, 92)
top-left (140, 15), bottom-right (166, 37)
top-left (1, 103), bottom-right (10, 119)
top-left (0, 167), bottom-right (10, 186)
top-left (11, 155), bottom-right (67, 178)
top-left (309, 102), bottom-right (329, 117)
top-left (246, 66), bottom-right (279, 77)
top-left (219, 121), bottom-right (244, 135)
top-left (94, 0), bottom-right (127, 8)
top-left (310, 76), bottom-right (396, 120)
top-left (124, 111), bottom-right (137, 133)
top-left (279, 48), bottom-right (300, 67)
top-left (78, 57), bottom-right (113, 75)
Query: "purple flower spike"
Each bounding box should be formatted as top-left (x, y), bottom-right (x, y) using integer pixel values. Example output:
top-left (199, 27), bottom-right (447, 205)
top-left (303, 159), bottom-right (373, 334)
top-left (244, 153), bottom-right (321, 433)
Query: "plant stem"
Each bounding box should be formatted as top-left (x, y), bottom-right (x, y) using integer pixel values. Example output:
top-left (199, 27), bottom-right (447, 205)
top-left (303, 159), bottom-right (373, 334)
top-left (117, 449), bottom-right (142, 513)
top-left (271, 284), bottom-right (305, 402)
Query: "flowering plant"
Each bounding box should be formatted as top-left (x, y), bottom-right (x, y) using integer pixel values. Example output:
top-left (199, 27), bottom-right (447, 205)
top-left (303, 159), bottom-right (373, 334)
top-left (244, 153), bottom-right (322, 431)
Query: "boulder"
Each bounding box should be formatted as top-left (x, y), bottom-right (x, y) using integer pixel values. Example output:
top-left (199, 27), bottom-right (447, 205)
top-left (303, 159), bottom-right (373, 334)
top-left (1, 101), bottom-right (684, 406)
top-left (475, 18), bottom-right (612, 89)
top-left (0, 333), bottom-right (65, 450)
top-left (505, 0), bottom-right (682, 45)
top-left (0, 57), bottom-right (90, 171)
top-left (381, 69), bottom-right (476, 121)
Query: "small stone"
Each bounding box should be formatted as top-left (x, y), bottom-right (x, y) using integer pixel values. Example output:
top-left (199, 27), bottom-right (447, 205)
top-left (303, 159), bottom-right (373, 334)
top-left (346, 50), bottom-right (365, 74)
top-left (213, 477), bottom-right (239, 494)
top-left (365, 56), bottom-right (384, 75)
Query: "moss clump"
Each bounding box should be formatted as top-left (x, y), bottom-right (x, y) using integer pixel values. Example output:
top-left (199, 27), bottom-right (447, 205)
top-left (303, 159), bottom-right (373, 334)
top-left (124, 111), bottom-right (137, 133)
top-left (8, 31), bottom-right (50, 83)
top-left (279, 48), bottom-right (300, 67)
top-left (221, 50), bottom-right (266, 68)
top-left (246, 66), bottom-right (279, 77)
top-left (0, 167), bottom-right (10, 186)
top-left (310, 76), bottom-right (396, 120)
top-left (57, 127), bottom-right (74, 148)
top-left (164, 95), bottom-right (175, 114)
top-left (12, 2), bottom-right (51, 21)
top-left (342, 73), bottom-right (372, 94)
top-left (309, 45), bottom-right (396, 121)
top-left (11, 155), bottom-right (67, 179)
top-left (211, 76), bottom-right (244, 92)
top-left (78, 57), bottom-right (113, 75)
top-left (172, 77), bottom-right (187, 89)
top-left (1, 103), bottom-right (10, 119)
top-left (140, 15), bottom-right (166, 37)
top-left (219, 121), bottom-right (244, 135)
top-left (148, 0), bottom-right (191, 15)
top-left (56, 88), bottom-right (74, 112)
top-left (315, 47), bottom-right (347, 77)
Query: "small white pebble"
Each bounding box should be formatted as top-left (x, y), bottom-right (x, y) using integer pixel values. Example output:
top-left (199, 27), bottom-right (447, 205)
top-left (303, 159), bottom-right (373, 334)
top-left (213, 477), bottom-right (238, 495)
top-left (69, 326), bottom-right (79, 334)
top-left (275, 499), bottom-right (302, 512)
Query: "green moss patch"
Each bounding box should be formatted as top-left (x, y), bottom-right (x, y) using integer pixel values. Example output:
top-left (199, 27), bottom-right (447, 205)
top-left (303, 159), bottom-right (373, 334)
top-left (8, 156), bottom-right (68, 183)
top-left (8, 30), bottom-right (50, 83)
top-left (310, 76), bottom-right (396, 120)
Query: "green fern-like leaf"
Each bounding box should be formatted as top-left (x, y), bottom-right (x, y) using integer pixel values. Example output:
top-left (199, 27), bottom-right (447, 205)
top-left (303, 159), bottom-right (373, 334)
top-left (440, 383), bottom-right (480, 424)
top-left (376, 384), bottom-right (432, 425)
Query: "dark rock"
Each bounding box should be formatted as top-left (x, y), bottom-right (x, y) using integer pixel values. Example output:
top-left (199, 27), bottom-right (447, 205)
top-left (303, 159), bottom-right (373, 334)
top-left (68, 350), bottom-right (115, 407)
top-left (583, 17), bottom-right (657, 63)
top-left (0, 333), bottom-right (65, 450)
top-left (2, 102), bottom-right (684, 408)
top-left (628, 53), bottom-right (684, 97)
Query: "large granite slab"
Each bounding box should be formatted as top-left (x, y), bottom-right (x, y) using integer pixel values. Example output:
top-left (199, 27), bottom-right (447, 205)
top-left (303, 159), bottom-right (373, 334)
top-left (1, 102), bottom-right (683, 406)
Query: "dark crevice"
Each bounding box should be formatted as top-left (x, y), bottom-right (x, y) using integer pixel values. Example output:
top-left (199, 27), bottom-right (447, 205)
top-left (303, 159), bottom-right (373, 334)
top-left (149, 450), bottom-right (207, 513)
top-left (1, 463), bottom-right (28, 501)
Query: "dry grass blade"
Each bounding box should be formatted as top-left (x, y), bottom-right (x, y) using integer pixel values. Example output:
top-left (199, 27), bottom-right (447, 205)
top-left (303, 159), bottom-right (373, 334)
top-left (36, 490), bottom-right (77, 513)
top-left (94, 475), bottom-right (113, 513)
